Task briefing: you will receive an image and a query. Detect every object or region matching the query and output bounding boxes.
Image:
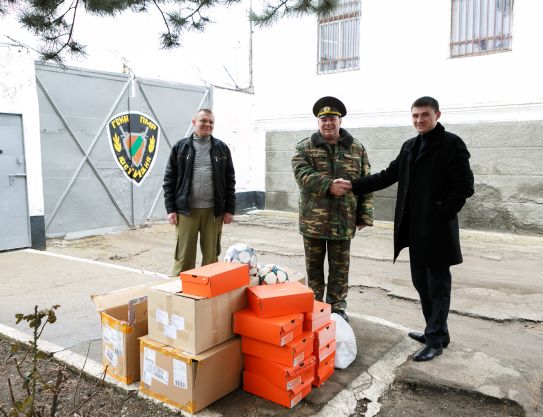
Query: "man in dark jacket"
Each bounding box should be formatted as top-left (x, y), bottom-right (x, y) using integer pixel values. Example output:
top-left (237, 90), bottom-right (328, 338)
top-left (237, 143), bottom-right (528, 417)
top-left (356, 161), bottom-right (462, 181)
top-left (163, 108), bottom-right (236, 277)
top-left (335, 96), bottom-right (474, 361)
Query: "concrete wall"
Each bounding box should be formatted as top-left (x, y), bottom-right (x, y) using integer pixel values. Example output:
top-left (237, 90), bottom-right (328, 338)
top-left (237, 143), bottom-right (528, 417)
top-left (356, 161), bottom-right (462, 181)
top-left (266, 120), bottom-right (543, 234)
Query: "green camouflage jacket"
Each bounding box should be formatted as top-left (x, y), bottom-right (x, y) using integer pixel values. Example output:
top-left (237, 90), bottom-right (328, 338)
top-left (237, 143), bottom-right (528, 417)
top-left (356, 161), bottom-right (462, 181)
top-left (292, 128), bottom-right (373, 240)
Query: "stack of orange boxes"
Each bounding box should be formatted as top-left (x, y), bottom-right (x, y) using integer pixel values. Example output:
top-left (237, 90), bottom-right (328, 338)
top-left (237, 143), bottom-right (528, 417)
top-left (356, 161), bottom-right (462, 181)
top-left (140, 262), bottom-right (250, 414)
top-left (304, 300), bottom-right (336, 387)
top-left (234, 281), bottom-right (317, 408)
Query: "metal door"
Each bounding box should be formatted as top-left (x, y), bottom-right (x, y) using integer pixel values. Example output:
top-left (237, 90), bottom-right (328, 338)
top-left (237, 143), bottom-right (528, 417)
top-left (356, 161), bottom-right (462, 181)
top-left (0, 113), bottom-right (30, 250)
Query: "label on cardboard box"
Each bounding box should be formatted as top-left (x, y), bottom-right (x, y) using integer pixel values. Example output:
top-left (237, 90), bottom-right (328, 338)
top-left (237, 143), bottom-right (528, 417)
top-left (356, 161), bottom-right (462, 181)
top-left (105, 346), bottom-right (118, 367)
top-left (103, 325), bottom-right (124, 354)
top-left (173, 359), bottom-right (188, 389)
top-left (286, 376), bottom-right (301, 391)
top-left (172, 315), bottom-right (185, 330)
top-left (281, 333), bottom-right (294, 346)
top-left (156, 309), bottom-right (169, 325)
top-left (153, 365), bottom-right (169, 385)
top-left (163, 323), bottom-right (177, 339)
top-left (143, 347), bottom-right (155, 385)
top-left (143, 346), bottom-right (170, 385)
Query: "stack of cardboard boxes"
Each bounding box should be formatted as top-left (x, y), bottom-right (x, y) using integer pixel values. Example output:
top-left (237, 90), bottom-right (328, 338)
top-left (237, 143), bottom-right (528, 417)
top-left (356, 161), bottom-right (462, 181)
top-left (92, 263), bottom-right (331, 412)
top-left (140, 262), bottom-right (250, 413)
top-left (234, 282), bottom-right (337, 408)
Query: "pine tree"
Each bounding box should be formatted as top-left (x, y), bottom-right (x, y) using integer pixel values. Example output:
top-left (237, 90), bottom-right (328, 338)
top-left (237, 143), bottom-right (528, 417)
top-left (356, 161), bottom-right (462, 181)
top-left (1, 0), bottom-right (338, 63)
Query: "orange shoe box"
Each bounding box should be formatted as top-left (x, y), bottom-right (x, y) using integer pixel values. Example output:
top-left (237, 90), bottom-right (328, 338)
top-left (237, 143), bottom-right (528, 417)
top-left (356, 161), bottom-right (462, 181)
top-left (313, 320), bottom-right (336, 351)
top-left (243, 370), bottom-right (312, 408)
top-left (242, 331), bottom-right (314, 367)
top-left (313, 351), bottom-right (335, 387)
top-left (233, 308), bottom-right (303, 346)
top-left (180, 262), bottom-right (249, 298)
top-left (303, 301), bottom-right (331, 332)
top-left (316, 339), bottom-right (336, 365)
top-left (244, 354), bottom-right (315, 390)
top-left (247, 282), bottom-right (314, 318)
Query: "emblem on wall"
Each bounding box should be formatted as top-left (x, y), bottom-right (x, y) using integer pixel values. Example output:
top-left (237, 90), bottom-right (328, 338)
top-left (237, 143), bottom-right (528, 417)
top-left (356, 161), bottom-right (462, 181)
top-left (108, 112), bottom-right (160, 186)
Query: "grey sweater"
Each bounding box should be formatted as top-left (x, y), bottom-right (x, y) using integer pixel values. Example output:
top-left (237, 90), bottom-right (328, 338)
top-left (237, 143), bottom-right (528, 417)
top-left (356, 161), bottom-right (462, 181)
top-left (189, 135), bottom-right (215, 208)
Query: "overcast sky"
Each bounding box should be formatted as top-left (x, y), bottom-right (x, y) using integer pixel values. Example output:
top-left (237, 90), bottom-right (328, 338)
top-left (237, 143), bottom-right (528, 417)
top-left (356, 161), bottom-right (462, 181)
top-left (1, 2), bottom-right (252, 88)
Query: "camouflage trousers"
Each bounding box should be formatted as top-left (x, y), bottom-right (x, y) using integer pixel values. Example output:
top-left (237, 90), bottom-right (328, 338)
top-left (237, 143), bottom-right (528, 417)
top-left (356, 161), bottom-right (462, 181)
top-left (303, 237), bottom-right (351, 312)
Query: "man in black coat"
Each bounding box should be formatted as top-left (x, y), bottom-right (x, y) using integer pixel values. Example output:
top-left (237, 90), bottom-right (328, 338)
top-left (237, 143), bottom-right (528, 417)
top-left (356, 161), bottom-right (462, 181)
top-left (335, 96), bottom-right (474, 361)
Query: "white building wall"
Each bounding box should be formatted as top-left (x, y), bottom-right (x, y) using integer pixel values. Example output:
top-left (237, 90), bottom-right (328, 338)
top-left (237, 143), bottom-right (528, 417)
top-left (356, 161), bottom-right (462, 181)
top-left (213, 88), bottom-right (263, 192)
top-left (252, 0), bottom-right (543, 128)
top-left (0, 45), bottom-right (44, 217)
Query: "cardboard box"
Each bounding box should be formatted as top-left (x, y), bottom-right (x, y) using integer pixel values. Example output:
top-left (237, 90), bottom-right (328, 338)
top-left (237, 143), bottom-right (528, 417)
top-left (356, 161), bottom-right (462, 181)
top-left (233, 308), bottom-right (303, 346)
top-left (180, 262), bottom-right (249, 298)
top-left (241, 331), bottom-right (314, 367)
top-left (92, 282), bottom-right (160, 384)
top-left (316, 339), bottom-right (337, 365)
top-left (139, 336), bottom-right (242, 414)
top-left (244, 354), bottom-right (315, 390)
top-left (148, 280), bottom-right (247, 354)
top-left (247, 282), bottom-right (314, 318)
top-left (313, 320), bottom-right (336, 351)
top-left (303, 300), bottom-right (332, 332)
top-left (243, 371), bottom-right (312, 408)
top-left (313, 352), bottom-right (335, 387)
top-left (249, 266), bottom-right (306, 287)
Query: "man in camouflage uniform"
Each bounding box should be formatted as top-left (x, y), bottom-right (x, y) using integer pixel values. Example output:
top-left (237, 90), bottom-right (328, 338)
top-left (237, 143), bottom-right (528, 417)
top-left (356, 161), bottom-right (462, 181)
top-left (292, 96), bottom-right (373, 322)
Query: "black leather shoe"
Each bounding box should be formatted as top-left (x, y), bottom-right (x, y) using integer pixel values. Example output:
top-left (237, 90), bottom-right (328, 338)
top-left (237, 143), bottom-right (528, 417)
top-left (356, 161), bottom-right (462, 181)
top-left (408, 332), bottom-right (450, 348)
top-left (408, 332), bottom-right (425, 344)
top-left (332, 310), bottom-right (349, 322)
top-left (413, 345), bottom-right (443, 362)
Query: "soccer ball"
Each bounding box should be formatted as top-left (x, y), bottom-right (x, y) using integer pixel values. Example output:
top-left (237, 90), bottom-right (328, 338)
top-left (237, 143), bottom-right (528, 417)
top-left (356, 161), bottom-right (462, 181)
top-left (258, 264), bottom-right (289, 285)
top-left (224, 243), bottom-right (259, 276)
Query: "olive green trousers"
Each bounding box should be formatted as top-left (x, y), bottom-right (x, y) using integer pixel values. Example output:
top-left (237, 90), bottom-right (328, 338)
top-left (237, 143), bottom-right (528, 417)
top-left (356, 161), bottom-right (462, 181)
top-left (171, 208), bottom-right (224, 277)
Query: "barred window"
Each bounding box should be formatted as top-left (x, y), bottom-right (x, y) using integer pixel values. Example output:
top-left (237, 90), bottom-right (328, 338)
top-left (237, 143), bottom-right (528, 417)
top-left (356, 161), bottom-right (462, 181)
top-left (450, 0), bottom-right (512, 57)
top-left (317, 0), bottom-right (361, 74)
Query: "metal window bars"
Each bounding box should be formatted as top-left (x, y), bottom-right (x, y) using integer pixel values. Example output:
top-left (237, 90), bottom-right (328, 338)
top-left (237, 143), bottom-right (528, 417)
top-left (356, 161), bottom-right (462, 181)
top-left (450, 0), bottom-right (512, 57)
top-left (317, 0), bottom-right (361, 74)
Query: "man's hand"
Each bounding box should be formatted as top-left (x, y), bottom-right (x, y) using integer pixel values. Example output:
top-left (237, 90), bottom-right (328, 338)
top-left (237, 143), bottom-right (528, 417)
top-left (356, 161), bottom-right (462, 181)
top-left (357, 224), bottom-right (367, 230)
top-left (167, 212), bottom-right (178, 225)
top-left (223, 212), bottom-right (234, 224)
top-left (330, 178), bottom-right (352, 196)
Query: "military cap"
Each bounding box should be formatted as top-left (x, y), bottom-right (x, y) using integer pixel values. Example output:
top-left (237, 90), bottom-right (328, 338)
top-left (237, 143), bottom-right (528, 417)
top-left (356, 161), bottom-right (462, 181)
top-left (312, 96), bottom-right (347, 118)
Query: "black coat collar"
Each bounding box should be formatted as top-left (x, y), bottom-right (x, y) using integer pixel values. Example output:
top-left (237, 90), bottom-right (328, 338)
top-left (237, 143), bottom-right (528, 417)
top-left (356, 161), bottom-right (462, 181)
top-left (406, 122), bottom-right (445, 154)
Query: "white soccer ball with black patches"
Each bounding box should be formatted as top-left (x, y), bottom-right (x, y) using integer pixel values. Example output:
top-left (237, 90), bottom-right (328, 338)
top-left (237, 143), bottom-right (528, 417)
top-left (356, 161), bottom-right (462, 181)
top-left (224, 243), bottom-right (259, 276)
top-left (258, 263), bottom-right (289, 285)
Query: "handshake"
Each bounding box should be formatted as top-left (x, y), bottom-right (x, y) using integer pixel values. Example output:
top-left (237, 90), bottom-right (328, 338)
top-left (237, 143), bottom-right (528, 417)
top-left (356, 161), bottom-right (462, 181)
top-left (330, 178), bottom-right (353, 196)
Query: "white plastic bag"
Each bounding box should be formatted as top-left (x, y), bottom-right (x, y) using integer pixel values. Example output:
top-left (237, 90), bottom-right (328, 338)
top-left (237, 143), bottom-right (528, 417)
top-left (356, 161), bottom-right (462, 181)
top-left (331, 312), bottom-right (357, 369)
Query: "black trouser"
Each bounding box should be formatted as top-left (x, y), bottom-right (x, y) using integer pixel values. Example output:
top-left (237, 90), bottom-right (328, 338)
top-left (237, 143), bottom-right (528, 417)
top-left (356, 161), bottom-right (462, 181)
top-left (410, 258), bottom-right (452, 349)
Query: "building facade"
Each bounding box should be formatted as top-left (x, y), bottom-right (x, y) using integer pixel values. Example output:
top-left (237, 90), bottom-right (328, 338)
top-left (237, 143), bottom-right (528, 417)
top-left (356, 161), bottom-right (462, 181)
top-left (254, 0), bottom-right (543, 234)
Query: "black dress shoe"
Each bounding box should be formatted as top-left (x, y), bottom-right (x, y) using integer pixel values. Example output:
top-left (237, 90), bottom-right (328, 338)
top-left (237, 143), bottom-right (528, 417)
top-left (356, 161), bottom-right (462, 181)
top-left (413, 345), bottom-right (443, 362)
top-left (332, 310), bottom-right (349, 322)
top-left (408, 332), bottom-right (450, 348)
top-left (408, 332), bottom-right (425, 344)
